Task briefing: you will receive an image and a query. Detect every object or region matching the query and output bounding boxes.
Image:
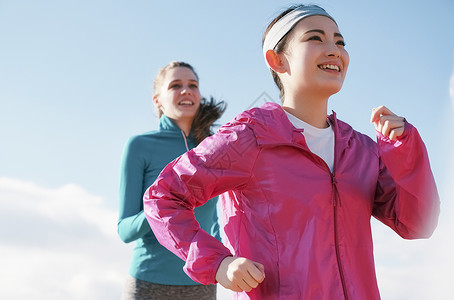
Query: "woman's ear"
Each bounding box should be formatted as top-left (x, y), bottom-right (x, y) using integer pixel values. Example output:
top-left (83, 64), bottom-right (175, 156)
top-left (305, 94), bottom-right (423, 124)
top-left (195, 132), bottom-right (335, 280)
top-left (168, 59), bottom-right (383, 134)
top-left (265, 49), bottom-right (287, 73)
top-left (152, 95), bottom-right (160, 109)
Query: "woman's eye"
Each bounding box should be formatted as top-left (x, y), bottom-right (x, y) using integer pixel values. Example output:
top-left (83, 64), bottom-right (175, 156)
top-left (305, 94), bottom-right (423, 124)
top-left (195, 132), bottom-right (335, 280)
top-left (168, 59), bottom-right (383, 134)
top-left (308, 36), bottom-right (322, 41)
top-left (337, 40), bottom-right (346, 47)
top-left (190, 84), bottom-right (198, 89)
top-left (170, 84), bottom-right (181, 89)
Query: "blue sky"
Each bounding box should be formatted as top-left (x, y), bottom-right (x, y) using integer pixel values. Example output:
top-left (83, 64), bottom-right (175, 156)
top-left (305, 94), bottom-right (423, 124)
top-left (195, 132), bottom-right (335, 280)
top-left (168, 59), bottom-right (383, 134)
top-left (1, 0), bottom-right (453, 299)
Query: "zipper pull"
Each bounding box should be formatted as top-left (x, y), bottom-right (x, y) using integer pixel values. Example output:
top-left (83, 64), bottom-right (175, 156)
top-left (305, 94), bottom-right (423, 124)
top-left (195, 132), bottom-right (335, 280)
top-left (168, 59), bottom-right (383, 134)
top-left (331, 173), bottom-right (339, 207)
top-left (180, 130), bottom-right (190, 152)
top-left (330, 173), bottom-right (337, 185)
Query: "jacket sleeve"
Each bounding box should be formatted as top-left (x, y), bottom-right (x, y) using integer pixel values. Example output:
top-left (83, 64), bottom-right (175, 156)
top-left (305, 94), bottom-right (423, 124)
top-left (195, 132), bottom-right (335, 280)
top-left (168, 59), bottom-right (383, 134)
top-left (372, 121), bottom-right (440, 239)
top-left (144, 121), bottom-right (259, 284)
top-left (117, 136), bottom-right (152, 243)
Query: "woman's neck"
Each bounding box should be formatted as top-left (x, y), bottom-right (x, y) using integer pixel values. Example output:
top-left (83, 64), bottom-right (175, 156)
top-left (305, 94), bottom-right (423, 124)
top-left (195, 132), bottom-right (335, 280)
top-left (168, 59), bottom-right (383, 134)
top-left (282, 94), bottom-right (329, 129)
top-left (174, 118), bottom-right (192, 136)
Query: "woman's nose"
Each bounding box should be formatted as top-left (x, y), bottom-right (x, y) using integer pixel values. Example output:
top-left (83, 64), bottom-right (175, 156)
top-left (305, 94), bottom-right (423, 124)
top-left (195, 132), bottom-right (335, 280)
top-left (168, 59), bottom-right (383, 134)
top-left (326, 42), bottom-right (340, 58)
top-left (181, 87), bottom-right (192, 95)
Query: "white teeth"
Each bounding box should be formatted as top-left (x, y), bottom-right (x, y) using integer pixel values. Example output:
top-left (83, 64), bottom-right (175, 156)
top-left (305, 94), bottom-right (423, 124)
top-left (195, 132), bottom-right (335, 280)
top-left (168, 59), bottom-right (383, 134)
top-left (179, 101), bottom-right (193, 105)
top-left (319, 64), bottom-right (340, 72)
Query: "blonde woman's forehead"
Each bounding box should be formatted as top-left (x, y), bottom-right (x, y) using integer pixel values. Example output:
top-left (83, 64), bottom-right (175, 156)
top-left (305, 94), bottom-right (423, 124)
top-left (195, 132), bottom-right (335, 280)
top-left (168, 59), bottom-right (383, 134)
top-left (164, 67), bottom-right (198, 83)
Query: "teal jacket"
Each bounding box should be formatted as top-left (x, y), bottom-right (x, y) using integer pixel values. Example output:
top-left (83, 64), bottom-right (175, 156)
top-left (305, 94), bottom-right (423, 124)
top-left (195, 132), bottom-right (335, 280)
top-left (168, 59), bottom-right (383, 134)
top-left (118, 115), bottom-right (220, 285)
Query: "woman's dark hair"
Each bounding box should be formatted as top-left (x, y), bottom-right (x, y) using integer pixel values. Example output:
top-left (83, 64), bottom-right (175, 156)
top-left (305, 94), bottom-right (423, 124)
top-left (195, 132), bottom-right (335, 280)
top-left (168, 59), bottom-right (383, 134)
top-left (262, 5), bottom-right (302, 100)
top-left (192, 96), bottom-right (226, 144)
top-left (153, 61), bottom-right (226, 144)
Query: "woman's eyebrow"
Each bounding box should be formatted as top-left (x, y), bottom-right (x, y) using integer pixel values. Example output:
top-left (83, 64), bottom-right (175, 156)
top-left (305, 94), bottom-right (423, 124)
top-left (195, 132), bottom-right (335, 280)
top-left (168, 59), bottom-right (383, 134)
top-left (304, 29), bottom-right (344, 39)
top-left (168, 79), bottom-right (182, 85)
top-left (168, 79), bottom-right (198, 86)
top-left (304, 29), bottom-right (325, 35)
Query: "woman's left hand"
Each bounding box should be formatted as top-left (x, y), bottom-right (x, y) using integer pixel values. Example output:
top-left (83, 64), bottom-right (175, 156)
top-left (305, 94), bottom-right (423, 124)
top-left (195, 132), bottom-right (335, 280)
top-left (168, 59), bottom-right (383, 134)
top-left (370, 105), bottom-right (405, 140)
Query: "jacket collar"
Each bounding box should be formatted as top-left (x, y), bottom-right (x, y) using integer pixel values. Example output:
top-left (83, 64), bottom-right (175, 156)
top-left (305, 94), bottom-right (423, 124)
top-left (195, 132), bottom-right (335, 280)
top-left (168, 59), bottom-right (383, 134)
top-left (159, 115), bottom-right (180, 132)
top-left (245, 102), bottom-right (352, 150)
top-left (159, 115), bottom-right (197, 143)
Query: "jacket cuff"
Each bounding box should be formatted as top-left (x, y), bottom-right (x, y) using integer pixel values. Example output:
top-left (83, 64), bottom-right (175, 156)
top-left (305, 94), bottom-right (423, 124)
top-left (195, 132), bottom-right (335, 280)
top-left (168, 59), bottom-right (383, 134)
top-left (376, 119), bottom-right (413, 146)
top-left (183, 230), bottom-right (233, 284)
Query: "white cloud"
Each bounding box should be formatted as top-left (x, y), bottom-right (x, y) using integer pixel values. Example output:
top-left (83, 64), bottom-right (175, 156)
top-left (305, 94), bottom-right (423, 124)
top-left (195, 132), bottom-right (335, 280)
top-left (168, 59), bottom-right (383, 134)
top-left (0, 177), bottom-right (132, 300)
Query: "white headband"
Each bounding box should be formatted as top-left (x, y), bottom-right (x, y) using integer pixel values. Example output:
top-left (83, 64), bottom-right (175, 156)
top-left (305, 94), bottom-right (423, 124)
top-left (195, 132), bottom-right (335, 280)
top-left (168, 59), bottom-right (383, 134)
top-left (263, 5), bottom-right (335, 66)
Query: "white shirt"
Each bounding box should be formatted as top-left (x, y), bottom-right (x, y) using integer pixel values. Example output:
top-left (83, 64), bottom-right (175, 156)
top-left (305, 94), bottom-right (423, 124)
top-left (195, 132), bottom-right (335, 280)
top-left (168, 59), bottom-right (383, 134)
top-left (285, 111), bottom-right (335, 172)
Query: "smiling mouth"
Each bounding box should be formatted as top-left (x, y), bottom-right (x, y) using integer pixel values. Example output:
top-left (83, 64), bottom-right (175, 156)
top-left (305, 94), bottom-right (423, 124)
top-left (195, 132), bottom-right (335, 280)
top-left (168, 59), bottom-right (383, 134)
top-left (318, 64), bottom-right (340, 72)
top-left (178, 100), bottom-right (194, 106)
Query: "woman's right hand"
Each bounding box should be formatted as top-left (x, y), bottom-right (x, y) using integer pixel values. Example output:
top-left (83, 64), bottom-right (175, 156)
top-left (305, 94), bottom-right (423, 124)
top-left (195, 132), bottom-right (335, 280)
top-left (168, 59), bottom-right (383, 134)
top-left (370, 105), bottom-right (405, 140)
top-left (215, 256), bottom-right (265, 292)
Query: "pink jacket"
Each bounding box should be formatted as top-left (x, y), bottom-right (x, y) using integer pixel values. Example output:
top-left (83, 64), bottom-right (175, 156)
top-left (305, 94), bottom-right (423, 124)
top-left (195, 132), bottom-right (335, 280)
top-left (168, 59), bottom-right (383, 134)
top-left (144, 103), bottom-right (439, 299)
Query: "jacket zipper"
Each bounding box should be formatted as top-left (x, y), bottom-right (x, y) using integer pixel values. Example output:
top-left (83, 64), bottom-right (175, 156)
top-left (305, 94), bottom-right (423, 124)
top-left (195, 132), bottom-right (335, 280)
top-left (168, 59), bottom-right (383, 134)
top-left (292, 115), bottom-right (349, 298)
top-left (180, 130), bottom-right (190, 152)
top-left (298, 138), bottom-right (349, 299)
top-left (331, 173), bottom-right (349, 300)
top-left (324, 115), bottom-right (348, 300)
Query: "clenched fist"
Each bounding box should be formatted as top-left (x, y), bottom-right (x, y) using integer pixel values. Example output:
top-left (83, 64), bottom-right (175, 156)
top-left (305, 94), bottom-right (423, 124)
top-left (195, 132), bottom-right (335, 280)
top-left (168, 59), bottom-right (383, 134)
top-left (370, 105), bottom-right (405, 140)
top-left (216, 256), bottom-right (265, 292)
